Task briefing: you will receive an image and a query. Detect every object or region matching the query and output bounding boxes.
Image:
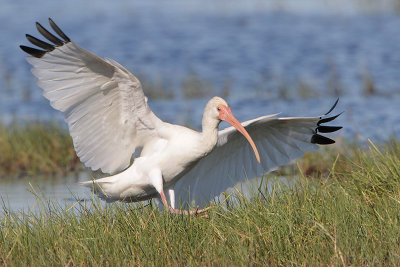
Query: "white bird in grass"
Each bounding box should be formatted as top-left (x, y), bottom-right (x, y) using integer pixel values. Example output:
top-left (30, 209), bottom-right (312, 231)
top-left (21, 19), bottom-right (342, 215)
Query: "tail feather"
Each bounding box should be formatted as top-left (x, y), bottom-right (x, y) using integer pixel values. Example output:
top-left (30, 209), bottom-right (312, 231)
top-left (79, 176), bottom-right (119, 202)
top-left (78, 163), bottom-right (146, 203)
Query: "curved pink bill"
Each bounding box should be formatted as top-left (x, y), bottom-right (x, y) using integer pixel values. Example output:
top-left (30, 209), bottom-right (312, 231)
top-left (220, 107), bottom-right (261, 163)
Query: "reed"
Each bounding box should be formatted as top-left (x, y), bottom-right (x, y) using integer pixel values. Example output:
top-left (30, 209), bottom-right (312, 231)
top-left (0, 140), bottom-right (399, 265)
top-left (0, 123), bottom-right (81, 177)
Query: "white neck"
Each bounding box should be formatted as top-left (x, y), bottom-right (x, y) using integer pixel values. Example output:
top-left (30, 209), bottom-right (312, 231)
top-left (200, 111), bottom-right (220, 152)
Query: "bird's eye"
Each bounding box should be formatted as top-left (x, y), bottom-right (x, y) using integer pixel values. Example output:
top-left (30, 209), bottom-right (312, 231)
top-left (217, 107), bottom-right (221, 111)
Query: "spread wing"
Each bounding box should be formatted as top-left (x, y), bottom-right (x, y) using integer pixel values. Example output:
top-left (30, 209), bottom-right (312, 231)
top-left (20, 18), bottom-right (163, 174)
top-left (173, 100), bottom-right (342, 207)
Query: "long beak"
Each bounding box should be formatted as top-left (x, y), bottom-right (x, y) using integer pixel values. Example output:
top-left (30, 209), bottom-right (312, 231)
top-left (221, 108), bottom-right (261, 163)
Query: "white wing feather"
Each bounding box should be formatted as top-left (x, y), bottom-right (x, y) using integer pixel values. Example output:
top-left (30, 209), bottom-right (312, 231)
top-left (174, 114), bottom-right (336, 206)
top-left (25, 37), bottom-right (162, 174)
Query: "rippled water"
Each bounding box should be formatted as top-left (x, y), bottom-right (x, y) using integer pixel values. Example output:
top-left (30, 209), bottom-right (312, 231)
top-left (0, 174), bottom-right (90, 215)
top-left (1, 0), bottom-right (399, 212)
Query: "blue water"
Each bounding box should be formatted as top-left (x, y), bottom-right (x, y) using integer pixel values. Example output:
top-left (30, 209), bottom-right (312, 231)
top-left (1, 0), bottom-right (400, 139)
top-left (0, 0), bottom-right (399, 212)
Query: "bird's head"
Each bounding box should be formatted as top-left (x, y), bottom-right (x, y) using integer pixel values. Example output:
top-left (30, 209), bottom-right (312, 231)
top-left (204, 97), bottom-right (260, 163)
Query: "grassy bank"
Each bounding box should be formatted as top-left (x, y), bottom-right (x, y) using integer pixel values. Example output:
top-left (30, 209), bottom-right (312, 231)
top-left (0, 123), bottom-right (81, 177)
top-left (0, 122), bottom-right (343, 178)
top-left (0, 140), bottom-right (399, 265)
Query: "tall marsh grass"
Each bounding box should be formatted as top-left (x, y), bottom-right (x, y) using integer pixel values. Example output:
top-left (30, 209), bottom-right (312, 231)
top-left (0, 140), bottom-right (399, 265)
top-left (0, 122), bottom-right (341, 178)
top-left (0, 123), bottom-right (80, 177)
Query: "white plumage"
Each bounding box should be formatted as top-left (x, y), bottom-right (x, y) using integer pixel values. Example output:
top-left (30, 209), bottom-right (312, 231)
top-left (21, 19), bottom-right (342, 214)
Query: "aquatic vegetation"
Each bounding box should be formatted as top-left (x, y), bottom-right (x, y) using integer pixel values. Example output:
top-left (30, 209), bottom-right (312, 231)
top-left (361, 67), bottom-right (377, 96)
top-left (181, 72), bottom-right (215, 99)
top-left (0, 123), bottom-right (81, 177)
top-left (0, 140), bottom-right (399, 265)
top-left (138, 74), bottom-right (175, 100)
top-left (0, 121), bottom-right (378, 179)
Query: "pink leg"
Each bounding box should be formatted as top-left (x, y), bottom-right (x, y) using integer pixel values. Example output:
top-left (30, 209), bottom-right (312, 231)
top-left (160, 189), bottom-right (211, 217)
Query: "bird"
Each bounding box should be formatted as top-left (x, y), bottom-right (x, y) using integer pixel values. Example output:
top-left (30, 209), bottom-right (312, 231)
top-left (20, 18), bottom-right (342, 215)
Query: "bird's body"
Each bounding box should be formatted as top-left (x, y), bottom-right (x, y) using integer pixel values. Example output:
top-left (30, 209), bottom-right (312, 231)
top-left (79, 96), bottom-right (242, 208)
top-left (86, 112), bottom-right (215, 203)
top-left (21, 19), bottom-right (342, 213)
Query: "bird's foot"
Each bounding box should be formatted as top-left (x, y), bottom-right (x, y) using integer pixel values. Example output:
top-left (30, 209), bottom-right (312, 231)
top-left (169, 205), bottom-right (213, 218)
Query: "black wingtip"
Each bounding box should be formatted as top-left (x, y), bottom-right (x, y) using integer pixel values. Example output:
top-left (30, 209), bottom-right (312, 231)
top-left (25, 34), bottom-right (54, 51)
top-left (21, 19), bottom-right (71, 57)
top-left (36, 21), bottom-right (64, 46)
top-left (318, 112), bottom-right (343, 126)
top-left (324, 98), bottom-right (339, 115)
top-left (20, 45), bottom-right (46, 58)
top-left (311, 99), bottom-right (343, 146)
top-left (311, 134), bottom-right (335, 145)
top-left (316, 126), bottom-right (343, 133)
top-left (48, 18), bottom-right (70, 42)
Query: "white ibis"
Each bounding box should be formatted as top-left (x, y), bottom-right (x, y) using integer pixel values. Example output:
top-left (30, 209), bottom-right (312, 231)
top-left (21, 19), bottom-right (342, 215)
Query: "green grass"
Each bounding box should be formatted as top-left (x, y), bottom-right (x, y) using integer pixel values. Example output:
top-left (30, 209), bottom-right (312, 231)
top-left (0, 123), bottom-right (81, 177)
top-left (0, 122), bottom-right (341, 178)
top-left (0, 140), bottom-right (399, 265)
